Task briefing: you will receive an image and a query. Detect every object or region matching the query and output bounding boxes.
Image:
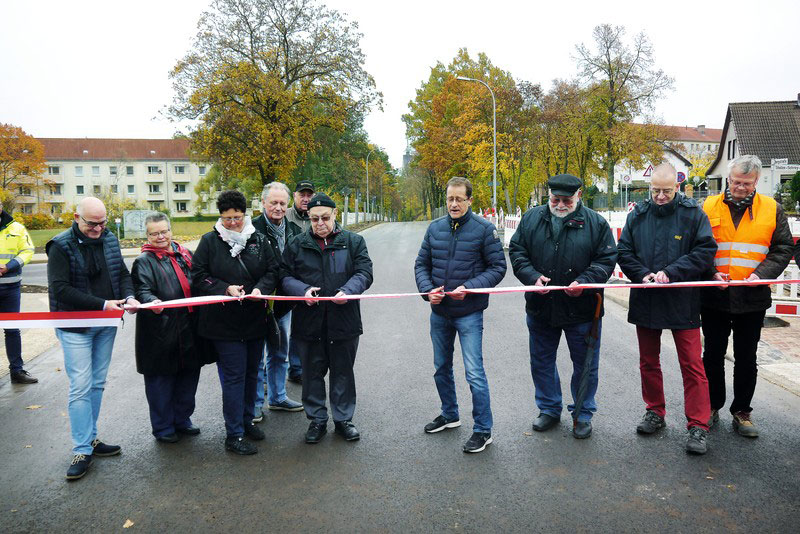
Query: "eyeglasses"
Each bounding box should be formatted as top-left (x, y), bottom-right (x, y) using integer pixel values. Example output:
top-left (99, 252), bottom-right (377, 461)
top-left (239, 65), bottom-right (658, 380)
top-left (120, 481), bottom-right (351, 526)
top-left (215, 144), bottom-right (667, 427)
top-left (549, 196), bottom-right (575, 206)
top-left (447, 197), bottom-right (469, 204)
top-left (81, 216), bottom-right (107, 228)
top-left (310, 215), bottom-right (332, 224)
top-left (220, 216), bottom-right (244, 223)
top-left (651, 188), bottom-right (674, 196)
top-left (147, 230), bottom-right (171, 238)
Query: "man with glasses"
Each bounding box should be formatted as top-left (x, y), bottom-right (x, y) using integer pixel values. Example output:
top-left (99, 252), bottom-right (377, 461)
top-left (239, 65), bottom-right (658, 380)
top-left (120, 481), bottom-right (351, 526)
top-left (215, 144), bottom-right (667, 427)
top-left (509, 174), bottom-right (617, 439)
top-left (284, 180), bottom-right (315, 383)
top-left (251, 182), bottom-right (303, 420)
top-left (46, 197), bottom-right (140, 480)
top-left (700, 155), bottom-right (793, 437)
top-left (415, 177), bottom-right (506, 453)
top-left (617, 163), bottom-right (717, 454)
top-left (280, 193), bottom-right (373, 444)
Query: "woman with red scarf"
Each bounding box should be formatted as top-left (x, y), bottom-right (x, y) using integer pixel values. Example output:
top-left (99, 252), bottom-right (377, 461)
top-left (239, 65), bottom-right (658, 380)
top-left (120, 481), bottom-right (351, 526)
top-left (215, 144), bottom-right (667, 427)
top-left (131, 213), bottom-right (208, 443)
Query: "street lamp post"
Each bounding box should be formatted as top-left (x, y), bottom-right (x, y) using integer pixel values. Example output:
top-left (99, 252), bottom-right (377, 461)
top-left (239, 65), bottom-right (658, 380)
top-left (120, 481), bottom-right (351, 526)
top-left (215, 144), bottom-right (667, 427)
top-left (456, 76), bottom-right (497, 214)
top-left (366, 149), bottom-right (375, 222)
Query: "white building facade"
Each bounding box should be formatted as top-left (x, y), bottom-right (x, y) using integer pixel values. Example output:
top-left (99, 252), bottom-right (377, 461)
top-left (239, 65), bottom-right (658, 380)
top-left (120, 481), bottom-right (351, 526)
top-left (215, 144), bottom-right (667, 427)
top-left (20, 138), bottom-right (209, 216)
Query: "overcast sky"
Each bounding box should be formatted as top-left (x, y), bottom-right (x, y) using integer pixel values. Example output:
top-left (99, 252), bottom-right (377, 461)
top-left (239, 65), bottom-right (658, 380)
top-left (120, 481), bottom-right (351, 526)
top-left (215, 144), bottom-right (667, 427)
top-left (2, 0), bottom-right (798, 168)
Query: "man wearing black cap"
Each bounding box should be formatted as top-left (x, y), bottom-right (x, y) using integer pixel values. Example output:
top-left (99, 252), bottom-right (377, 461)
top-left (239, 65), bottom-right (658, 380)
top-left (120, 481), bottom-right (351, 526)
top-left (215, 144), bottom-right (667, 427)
top-left (280, 193), bottom-right (373, 444)
top-left (509, 174), bottom-right (617, 439)
top-left (286, 180), bottom-right (315, 235)
top-left (284, 179), bottom-right (315, 383)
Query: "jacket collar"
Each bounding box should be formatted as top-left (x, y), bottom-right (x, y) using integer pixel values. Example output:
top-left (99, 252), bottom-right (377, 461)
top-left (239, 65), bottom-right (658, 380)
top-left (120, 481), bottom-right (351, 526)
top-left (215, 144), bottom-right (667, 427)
top-left (0, 210), bottom-right (13, 232)
top-left (448, 208), bottom-right (472, 231)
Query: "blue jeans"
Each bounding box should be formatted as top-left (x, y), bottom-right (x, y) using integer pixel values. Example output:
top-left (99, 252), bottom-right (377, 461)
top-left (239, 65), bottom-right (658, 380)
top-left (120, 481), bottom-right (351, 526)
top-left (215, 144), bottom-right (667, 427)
top-left (526, 314), bottom-right (601, 422)
top-left (430, 311), bottom-right (492, 433)
top-left (255, 312), bottom-right (291, 410)
top-left (56, 326), bottom-right (118, 455)
top-left (0, 284), bottom-right (23, 372)
top-left (288, 335), bottom-right (302, 379)
top-left (214, 338), bottom-right (263, 437)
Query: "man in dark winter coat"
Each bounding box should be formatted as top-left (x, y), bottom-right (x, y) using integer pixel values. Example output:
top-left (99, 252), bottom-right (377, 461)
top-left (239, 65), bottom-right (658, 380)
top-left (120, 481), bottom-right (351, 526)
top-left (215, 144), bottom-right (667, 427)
top-left (251, 182), bottom-right (303, 418)
top-left (617, 163), bottom-right (717, 454)
top-left (47, 197), bottom-right (140, 480)
top-left (280, 193), bottom-right (373, 444)
top-left (509, 174), bottom-right (617, 439)
top-left (700, 155), bottom-right (794, 438)
top-left (414, 177), bottom-right (507, 454)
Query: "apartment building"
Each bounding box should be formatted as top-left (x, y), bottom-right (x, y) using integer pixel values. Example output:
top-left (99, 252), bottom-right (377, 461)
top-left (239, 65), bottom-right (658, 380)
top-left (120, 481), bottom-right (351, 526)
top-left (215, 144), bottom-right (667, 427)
top-left (20, 138), bottom-right (208, 216)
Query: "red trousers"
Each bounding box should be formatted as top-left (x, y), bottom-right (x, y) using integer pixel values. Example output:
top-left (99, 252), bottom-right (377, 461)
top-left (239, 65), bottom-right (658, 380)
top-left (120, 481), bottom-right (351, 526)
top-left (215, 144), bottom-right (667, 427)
top-left (636, 326), bottom-right (711, 430)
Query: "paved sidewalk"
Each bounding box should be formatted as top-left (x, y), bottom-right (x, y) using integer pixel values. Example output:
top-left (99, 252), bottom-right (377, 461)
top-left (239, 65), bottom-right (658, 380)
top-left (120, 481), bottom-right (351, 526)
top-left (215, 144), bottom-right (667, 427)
top-left (606, 285), bottom-right (800, 397)
top-left (0, 293), bottom-right (56, 379)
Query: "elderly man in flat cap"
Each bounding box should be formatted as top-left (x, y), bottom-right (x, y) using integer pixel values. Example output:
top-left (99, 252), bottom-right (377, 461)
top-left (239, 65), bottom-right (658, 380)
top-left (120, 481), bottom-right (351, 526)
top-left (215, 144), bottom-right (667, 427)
top-left (509, 174), bottom-right (617, 439)
top-left (280, 193), bottom-right (373, 444)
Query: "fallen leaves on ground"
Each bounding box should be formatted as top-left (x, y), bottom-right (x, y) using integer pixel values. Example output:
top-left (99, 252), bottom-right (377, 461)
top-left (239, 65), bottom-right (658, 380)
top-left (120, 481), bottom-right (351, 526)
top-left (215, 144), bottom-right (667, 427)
top-left (25, 405), bottom-right (43, 410)
top-left (123, 519), bottom-right (134, 528)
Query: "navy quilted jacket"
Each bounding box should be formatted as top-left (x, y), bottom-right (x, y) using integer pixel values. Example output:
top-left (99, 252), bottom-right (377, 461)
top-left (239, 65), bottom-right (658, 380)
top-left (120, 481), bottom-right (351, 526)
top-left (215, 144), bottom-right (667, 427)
top-left (414, 210), bottom-right (507, 318)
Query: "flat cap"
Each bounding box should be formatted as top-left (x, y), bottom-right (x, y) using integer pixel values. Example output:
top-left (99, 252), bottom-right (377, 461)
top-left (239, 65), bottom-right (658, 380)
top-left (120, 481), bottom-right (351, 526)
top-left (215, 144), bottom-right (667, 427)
top-left (295, 180), bottom-right (315, 192)
top-left (308, 193), bottom-right (336, 209)
top-left (548, 174), bottom-right (582, 196)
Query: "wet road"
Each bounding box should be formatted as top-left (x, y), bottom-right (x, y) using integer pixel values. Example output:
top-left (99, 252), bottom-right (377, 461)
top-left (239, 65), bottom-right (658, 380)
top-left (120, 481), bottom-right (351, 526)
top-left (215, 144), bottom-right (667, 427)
top-left (2, 222), bottom-right (799, 532)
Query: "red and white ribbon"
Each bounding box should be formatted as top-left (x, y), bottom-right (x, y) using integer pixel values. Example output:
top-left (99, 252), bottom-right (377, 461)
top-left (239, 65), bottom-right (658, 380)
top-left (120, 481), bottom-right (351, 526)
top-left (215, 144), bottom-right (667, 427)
top-left (3, 278), bottom-right (799, 329)
top-left (0, 310), bottom-right (123, 329)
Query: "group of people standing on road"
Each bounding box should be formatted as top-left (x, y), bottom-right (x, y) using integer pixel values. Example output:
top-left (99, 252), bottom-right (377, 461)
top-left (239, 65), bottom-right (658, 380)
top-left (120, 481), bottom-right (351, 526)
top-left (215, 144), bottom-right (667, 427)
top-left (17, 151), bottom-right (797, 480)
top-left (415, 154), bottom-right (796, 456)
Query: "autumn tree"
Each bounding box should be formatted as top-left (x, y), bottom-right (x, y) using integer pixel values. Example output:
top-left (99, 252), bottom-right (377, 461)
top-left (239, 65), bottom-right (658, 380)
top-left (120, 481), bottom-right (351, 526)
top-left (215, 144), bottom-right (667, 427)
top-left (0, 124), bottom-right (48, 213)
top-left (575, 24), bottom-right (674, 207)
top-left (169, 0), bottom-right (380, 186)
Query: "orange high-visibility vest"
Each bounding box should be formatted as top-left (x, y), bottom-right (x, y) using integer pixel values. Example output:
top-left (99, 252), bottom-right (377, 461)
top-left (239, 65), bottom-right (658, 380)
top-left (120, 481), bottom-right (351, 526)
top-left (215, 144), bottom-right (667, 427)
top-left (702, 193), bottom-right (776, 280)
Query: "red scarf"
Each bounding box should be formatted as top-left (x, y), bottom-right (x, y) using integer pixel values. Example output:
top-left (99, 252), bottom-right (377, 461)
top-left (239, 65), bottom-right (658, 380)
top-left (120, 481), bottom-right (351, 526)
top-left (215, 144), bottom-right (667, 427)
top-left (141, 242), bottom-right (193, 311)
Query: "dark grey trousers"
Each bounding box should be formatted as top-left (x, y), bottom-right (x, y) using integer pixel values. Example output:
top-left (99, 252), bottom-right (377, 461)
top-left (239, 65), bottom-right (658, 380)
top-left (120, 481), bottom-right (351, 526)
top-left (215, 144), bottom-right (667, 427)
top-left (295, 336), bottom-right (359, 424)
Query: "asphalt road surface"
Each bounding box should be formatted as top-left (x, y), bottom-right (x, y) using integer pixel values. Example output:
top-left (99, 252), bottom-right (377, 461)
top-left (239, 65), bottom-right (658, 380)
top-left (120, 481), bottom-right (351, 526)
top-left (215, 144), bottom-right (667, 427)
top-left (2, 221), bottom-right (799, 532)
top-left (22, 258), bottom-right (135, 288)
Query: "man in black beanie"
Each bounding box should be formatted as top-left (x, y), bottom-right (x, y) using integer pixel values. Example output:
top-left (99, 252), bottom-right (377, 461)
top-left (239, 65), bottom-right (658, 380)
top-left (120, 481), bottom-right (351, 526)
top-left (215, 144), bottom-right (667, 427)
top-left (280, 193), bottom-right (373, 444)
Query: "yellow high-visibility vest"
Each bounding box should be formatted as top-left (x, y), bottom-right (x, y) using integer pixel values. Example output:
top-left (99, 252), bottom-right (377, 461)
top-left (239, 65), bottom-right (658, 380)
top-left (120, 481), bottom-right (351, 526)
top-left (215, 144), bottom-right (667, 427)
top-left (702, 193), bottom-right (776, 281)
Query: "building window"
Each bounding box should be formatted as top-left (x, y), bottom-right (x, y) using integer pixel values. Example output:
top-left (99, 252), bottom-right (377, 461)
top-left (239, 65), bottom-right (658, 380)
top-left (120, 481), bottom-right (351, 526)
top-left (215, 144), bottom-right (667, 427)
top-left (126, 166), bottom-right (134, 176)
top-left (111, 184), bottom-right (118, 194)
top-left (708, 144), bottom-right (712, 151)
top-left (92, 166), bottom-right (100, 176)
top-left (93, 185), bottom-right (101, 195)
top-left (51, 204), bottom-right (62, 215)
top-left (176, 201), bottom-right (187, 212)
top-left (21, 205), bottom-right (32, 214)
top-left (727, 141), bottom-right (732, 159)
top-left (76, 185), bottom-right (85, 195)
top-left (199, 166), bottom-right (206, 175)
top-left (110, 166), bottom-right (117, 176)
top-left (49, 184), bottom-right (62, 195)
top-left (75, 166), bottom-right (83, 177)
top-left (732, 139), bottom-right (737, 158)
top-left (149, 184), bottom-right (161, 193)
top-left (147, 165), bottom-right (161, 175)
top-left (48, 165), bottom-right (60, 175)
top-left (18, 186), bottom-right (32, 196)
top-left (174, 184), bottom-right (186, 193)
top-left (149, 202), bottom-right (162, 210)
top-left (128, 184), bottom-right (135, 194)
top-left (174, 165), bottom-right (185, 174)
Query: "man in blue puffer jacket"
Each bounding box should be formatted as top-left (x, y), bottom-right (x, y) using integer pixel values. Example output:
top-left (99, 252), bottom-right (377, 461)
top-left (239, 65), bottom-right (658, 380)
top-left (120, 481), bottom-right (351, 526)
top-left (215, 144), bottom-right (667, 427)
top-left (414, 177), bottom-right (507, 453)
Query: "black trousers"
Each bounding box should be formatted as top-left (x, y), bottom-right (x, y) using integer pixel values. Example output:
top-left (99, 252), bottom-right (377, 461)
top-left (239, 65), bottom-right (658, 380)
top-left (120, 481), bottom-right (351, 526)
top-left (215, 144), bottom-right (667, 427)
top-left (701, 308), bottom-right (766, 414)
top-left (294, 336), bottom-right (359, 424)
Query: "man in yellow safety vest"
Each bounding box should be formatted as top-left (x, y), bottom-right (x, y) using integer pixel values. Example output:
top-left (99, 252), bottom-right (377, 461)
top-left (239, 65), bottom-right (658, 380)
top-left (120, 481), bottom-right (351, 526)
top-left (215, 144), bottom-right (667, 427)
top-left (0, 207), bottom-right (36, 383)
top-left (701, 154), bottom-right (793, 437)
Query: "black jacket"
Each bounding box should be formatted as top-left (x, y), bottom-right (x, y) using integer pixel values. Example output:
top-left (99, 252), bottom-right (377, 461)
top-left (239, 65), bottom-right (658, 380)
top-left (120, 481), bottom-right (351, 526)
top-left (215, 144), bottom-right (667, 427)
top-left (414, 210), bottom-right (507, 318)
top-left (509, 202), bottom-right (617, 327)
top-left (131, 245), bottom-right (212, 375)
top-left (190, 229), bottom-right (279, 341)
top-left (280, 226), bottom-right (373, 341)
top-left (46, 225), bottom-right (134, 312)
top-left (617, 195), bottom-right (717, 329)
top-left (252, 214), bottom-right (301, 318)
top-left (700, 203), bottom-right (794, 313)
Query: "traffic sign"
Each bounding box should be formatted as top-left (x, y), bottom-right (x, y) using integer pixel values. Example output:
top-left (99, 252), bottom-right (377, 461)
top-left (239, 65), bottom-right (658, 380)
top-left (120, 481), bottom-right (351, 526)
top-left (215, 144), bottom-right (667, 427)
top-left (643, 165), bottom-right (653, 178)
top-left (622, 174), bottom-right (631, 183)
top-left (677, 172), bottom-right (686, 183)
